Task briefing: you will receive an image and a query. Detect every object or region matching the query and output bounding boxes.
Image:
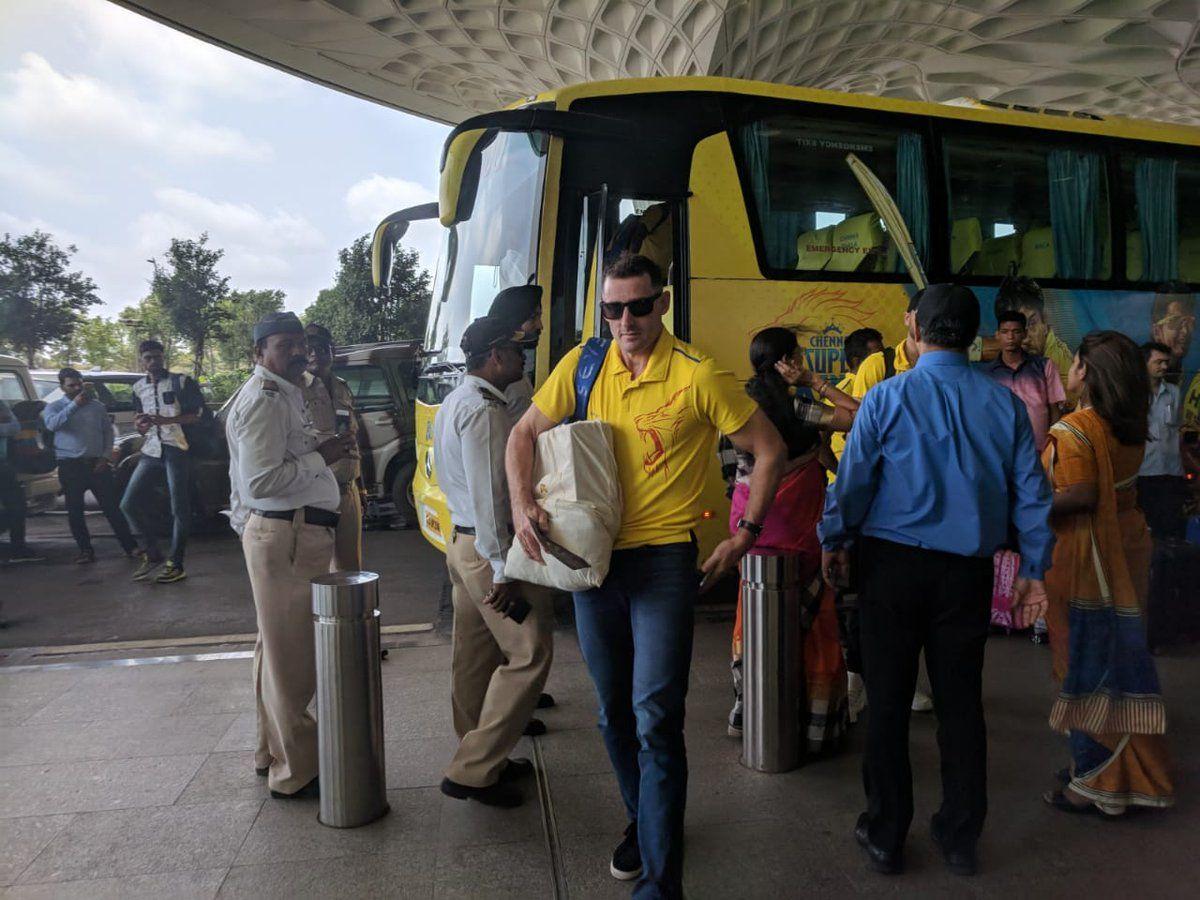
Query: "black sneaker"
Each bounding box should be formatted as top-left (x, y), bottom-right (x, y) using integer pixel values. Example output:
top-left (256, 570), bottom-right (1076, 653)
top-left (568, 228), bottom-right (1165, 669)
top-left (610, 821), bottom-right (642, 881)
top-left (440, 777), bottom-right (523, 808)
top-left (727, 697), bottom-right (743, 737)
top-left (6, 545), bottom-right (44, 563)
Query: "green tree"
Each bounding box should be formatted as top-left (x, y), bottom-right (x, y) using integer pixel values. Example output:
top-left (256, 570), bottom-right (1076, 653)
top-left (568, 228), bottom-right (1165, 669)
top-left (150, 233), bottom-right (230, 378)
top-left (303, 236), bottom-right (430, 344)
top-left (0, 230), bottom-right (100, 364)
top-left (60, 315), bottom-right (133, 370)
top-left (217, 288), bottom-right (285, 368)
top-left (118, 295), bottom-right (186, 371)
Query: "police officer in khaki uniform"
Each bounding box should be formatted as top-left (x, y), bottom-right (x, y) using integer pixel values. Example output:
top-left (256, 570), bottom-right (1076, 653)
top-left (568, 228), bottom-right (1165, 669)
top-left (227, 311), bottom-right (356, 799)
top-left (435, 316), bottom-right (554, 808)
top-left (302, 323), bottom-right (364, 571)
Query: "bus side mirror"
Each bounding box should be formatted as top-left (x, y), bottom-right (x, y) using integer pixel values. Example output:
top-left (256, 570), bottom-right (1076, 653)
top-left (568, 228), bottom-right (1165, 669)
top-left (371, 203), bottom-right (439, 290)
top-left (440, 128), bottom-right (489, 226)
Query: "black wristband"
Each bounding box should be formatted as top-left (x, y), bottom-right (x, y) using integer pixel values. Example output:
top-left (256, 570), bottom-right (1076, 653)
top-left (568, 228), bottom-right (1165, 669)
top-left (736, 518), bottom-right (764, 538)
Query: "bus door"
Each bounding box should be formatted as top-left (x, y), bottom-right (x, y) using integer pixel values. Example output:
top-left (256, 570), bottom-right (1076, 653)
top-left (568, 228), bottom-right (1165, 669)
top-left (570, 187), bottom-right (689, 345)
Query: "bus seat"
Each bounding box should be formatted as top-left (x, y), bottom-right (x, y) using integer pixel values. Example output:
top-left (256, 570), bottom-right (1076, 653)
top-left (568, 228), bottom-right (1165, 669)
top-left (950, 218), bottom-right (982, 274)
top-left (1180, 235), bottom-right (1200, 282)
top-left (1019, 227), bottom-right (1055, 277)
top-left (973, 232), bottom-right (1021, 276)
top-left (796, 225), bottom-right (833, 270)
top-left (1126, 231), bottom-right (1143, 281)
top-left (827, 213), bottom-right (885, 272)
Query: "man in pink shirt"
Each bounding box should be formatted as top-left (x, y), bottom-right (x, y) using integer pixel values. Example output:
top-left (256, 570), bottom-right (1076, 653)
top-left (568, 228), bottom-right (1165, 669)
top-left (981, 310), bottom-right (1066, 451)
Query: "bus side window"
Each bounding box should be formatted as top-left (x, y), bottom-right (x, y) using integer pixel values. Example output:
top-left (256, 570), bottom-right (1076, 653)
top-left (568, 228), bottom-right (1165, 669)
top-left (944, 134), bottom-right (1110, 281)
top-left (1120, 154), bottom-right (1200, 284)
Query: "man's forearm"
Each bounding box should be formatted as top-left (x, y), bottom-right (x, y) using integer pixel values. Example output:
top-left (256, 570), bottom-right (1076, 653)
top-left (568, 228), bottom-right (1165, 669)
top-left (504, 423), bottom-right (538, 506)
top-left (740, 446), bottom-right (784, 526)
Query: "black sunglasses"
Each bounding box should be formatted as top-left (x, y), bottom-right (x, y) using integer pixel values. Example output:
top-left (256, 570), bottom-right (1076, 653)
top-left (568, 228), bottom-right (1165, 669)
top-left (600, 291), bottom-right (663, 321)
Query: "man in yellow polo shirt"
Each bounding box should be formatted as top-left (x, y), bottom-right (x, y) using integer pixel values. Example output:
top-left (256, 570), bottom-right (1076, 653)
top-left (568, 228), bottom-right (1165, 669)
top-left (852, 293), bottom-right (922, 400)
top-left (506, 253), bottom-right (784, 897)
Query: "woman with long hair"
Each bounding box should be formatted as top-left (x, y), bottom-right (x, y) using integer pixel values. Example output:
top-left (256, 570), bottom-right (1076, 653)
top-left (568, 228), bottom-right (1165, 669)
top-left (727, 327), bottom-right (858, 755)
top-left (1041, 330), bottom-right (1174, 815)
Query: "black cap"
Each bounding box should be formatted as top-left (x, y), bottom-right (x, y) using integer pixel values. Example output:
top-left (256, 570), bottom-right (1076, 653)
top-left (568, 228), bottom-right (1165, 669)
top-left (252, 311), bottom-right (304, 343)
top-left (916, 283), bottom-right (980, 348)
top-left (304, 322), bottom-right (333, 345)
top-left (461, 316), bottom-right (518, 357)
top-left (487, 285), bottom-right (542, 332)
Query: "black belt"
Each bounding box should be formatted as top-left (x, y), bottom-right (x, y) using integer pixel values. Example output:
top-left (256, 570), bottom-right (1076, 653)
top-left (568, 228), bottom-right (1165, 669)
top-left (252, 507), bottom-right (340, 528)
top-left (453, 525), bottom-right (476, 535)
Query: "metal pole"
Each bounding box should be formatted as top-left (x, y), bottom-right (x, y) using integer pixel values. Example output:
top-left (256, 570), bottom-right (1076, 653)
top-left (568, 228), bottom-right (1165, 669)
top-left (312, 571), bottom-right (389, 827)
top-left (740, 553), bottom-right (804, 773)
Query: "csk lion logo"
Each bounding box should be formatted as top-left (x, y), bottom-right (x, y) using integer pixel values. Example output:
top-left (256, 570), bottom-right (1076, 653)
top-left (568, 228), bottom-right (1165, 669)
top-left (633, 386), bottom-right (691, 477)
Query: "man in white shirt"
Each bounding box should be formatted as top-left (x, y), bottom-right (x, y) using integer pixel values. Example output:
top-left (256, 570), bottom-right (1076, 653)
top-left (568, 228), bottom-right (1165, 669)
top-left (1138, 341), bottom-right (1188, 539)
top-left (227, 312), bottom-right (356, 799)
top-left (434, 316), bottom-right (553, 809)
top-left (121, 339), bottom-right (205, 583)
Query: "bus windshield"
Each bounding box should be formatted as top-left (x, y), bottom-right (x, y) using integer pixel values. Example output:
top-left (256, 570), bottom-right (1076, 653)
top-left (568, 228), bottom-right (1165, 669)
top-left (424, 130), bottom-right (547, 362)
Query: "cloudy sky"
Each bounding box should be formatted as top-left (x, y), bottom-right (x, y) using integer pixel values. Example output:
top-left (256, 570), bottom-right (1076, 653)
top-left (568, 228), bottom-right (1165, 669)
top-left (1, 0), bottom-right (450, 319)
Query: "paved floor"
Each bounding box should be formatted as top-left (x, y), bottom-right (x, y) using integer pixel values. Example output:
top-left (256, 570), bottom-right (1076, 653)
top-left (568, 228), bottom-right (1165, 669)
top-left (1, 514), bottom-right (445, 649)
top-left (0, 618), bottom-right (1197, 898)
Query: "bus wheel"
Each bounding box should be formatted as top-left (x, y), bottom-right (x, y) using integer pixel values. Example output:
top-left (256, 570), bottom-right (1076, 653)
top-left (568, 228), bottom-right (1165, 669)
top-left (390, 462), bottom-right (417, 530)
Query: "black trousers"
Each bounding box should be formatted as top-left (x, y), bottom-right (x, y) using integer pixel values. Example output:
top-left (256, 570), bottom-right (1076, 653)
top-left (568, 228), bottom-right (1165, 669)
top-left (1137, 475), bottom-right (1188, 541)
top-left (57, 457), bottom-right (137, 554)
top-left (858, 536), bottom-right (992, 855)
top-left (0, 461), bottom-right (25, 546)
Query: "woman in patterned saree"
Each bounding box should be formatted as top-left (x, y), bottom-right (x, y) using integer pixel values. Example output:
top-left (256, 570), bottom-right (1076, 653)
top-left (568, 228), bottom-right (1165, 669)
top-left (726, 327), bottom-right (858, 755)
top-left (1041, 330), bottom-right (1174, 816)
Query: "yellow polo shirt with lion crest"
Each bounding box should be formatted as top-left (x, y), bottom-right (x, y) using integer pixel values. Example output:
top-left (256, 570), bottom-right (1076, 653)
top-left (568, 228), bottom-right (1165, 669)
top-left (533, 329), bottom-right (756, 549)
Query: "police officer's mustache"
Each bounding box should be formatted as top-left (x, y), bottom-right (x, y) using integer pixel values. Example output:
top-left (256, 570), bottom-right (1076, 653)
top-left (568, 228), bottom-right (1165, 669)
top-left (287, 355), bottom-right (307, 368)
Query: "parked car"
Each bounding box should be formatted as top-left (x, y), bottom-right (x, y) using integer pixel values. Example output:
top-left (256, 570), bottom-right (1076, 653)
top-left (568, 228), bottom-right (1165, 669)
top-left (37, 370), bottom-right (144, 436)
top-left (29, 371), bottom-right (58, 399)
top-left (0, 355), bottom-right (60, 515)
top-left (112, 340), bottom-right (421, 532)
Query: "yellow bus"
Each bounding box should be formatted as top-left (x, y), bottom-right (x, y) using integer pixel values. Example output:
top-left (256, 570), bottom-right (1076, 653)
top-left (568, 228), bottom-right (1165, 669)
top-left (373, 76), bottom-right (1200, 555)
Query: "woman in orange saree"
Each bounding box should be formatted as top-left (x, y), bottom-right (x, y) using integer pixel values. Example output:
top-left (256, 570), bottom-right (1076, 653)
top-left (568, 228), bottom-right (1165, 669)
top-left (1041, 332), bottom-right (1173, 816)
top-left (726, 328), bottom-right (857, 755)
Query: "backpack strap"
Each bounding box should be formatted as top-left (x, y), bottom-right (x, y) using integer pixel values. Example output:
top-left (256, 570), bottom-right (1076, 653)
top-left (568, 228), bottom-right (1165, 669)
top-left (882, 346), bottom-right (896, 381)
top-left (571, 337), bottom-right (612, 423)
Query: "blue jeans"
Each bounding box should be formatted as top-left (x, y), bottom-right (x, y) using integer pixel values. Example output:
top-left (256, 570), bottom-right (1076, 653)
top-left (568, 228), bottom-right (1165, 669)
top-left (120, 445), bottom-right (191, 567)
top-left (573, 541), bottom-right (697, 900)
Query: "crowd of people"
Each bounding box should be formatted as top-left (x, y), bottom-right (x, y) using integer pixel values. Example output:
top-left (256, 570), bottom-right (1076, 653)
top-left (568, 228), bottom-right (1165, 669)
top-left (1, 250), bottom-right (1186, 899)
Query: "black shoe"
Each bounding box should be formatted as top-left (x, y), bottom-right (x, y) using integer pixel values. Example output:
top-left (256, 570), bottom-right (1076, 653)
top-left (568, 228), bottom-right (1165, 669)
top-left (440, 777), bottom-right (523, 808)
top-left (75, 549), bottom-right (96, 565)
top-left (931, 820), bottom-right (977, 876)
top-left (610, 821), bottom-right (642, 881)
top-left (523, 718), bottom-right (547, 736)
top-left (855, 814), bottom-right (903, 875)
top-left (536, 692), bottom-right (556, 709)
top-left (270, 777), bottom-right (318, 800)
top-left (498, 757), bottom-right (534, 783)
top-left (6, 545), bottom-right (44, 563)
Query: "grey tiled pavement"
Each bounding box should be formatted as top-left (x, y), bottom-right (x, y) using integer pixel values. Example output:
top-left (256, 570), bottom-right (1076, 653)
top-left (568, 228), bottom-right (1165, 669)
top-left (1, 623), bottom-right (1197, 898)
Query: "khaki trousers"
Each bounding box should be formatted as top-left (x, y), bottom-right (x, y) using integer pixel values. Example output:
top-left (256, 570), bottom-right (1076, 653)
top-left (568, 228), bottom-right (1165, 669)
top-left (332, 485), bottom-right (363, 572)
top-left (445, 530), bottom-right (553, 787)
top-left (244, 512), bottom-right (334, 794)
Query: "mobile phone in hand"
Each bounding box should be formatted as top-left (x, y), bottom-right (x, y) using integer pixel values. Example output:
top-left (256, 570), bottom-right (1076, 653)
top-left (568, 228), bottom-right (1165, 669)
top-left (506, 595), bottom-right (532, 624)
top-left (335, 408), bottom-right (351, 435)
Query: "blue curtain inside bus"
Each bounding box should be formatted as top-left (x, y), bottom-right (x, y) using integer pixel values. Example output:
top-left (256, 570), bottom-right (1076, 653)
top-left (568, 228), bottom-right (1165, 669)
top-left (1134, 157), bottom-right (1178, 282)
top-left (1047, 149), bottom-right (1102, 279)
top-left (894, 133), bottom-right (928, 272)
top-left (740, 123), bottom-right (807, 268)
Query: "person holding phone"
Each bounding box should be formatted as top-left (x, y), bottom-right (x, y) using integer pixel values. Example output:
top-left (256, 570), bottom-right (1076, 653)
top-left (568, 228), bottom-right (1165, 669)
top-left (227, 311), bottom-right (356, 799)
top-left (434, 315), bottom-right (554, 809)
top-left (42, 368), bottom-right (139, 563)
top-left (302, 323), bottom-right (363, 571)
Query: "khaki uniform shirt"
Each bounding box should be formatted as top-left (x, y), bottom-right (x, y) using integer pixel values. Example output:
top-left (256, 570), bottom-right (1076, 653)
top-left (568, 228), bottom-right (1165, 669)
top-left (302, 372), bottom-right (361, 486)
top-left (227, 365), bottom-right (340, 535)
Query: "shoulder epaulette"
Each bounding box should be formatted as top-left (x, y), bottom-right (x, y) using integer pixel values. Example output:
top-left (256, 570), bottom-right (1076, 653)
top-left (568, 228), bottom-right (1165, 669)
top-left (477, 387), bottom-right (503, 407)
top-left (260, 379), bottom-right (280, 394)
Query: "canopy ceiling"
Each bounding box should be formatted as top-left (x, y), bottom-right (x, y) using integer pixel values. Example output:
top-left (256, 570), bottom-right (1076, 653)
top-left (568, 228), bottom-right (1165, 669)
top-left (114, 1), bottom-right (1200, 126)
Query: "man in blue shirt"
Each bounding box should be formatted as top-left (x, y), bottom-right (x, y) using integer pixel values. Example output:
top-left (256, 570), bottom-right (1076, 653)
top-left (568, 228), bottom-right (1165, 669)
top-left (819, 284), bottom-right (1053, 878)
top-left (42, 368), bottom-right (139, 564)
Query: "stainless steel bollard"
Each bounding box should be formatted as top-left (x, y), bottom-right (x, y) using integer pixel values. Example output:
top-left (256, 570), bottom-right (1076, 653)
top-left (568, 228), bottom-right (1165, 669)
top-left (312, 571), bottom-right (389, 827)
top-left (740, 553), bottom-right (804, 773)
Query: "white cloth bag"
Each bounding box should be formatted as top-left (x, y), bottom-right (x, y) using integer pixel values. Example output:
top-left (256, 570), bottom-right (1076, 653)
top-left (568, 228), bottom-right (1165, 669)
top-left (504, 420), bottom-right (621, 591)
